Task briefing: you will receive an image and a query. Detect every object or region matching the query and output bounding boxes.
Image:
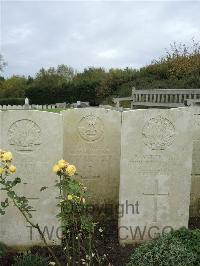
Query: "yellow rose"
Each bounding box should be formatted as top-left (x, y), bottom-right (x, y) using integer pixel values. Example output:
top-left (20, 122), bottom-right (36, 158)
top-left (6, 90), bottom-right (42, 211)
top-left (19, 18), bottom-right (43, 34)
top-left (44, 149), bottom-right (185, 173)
top-left (0, 167), bottom-right (4, 175)
top-left (9, 165), bottom-right (16, 173)
top-left (58, 159), bottom-right (66, 169)
top-left (52, 164), bottom-right (60, 173)
top-left (2, 152), bottom-right (13, 161)
top-left (66, 165), bottom-right (76, 176)
top-left (67, 194), bottom-right (73, 201)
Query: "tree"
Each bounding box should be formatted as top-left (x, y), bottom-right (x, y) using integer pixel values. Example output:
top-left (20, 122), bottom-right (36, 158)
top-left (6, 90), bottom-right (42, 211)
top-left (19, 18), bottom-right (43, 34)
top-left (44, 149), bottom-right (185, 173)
top-left (98, 68), bottom-right (137, 97)
top-left (0, 75), bottom-right (27, 98)
top-left (56, 64), bottom-right (75, 81)
top-left (153, 40), bottom-right (200, 80)
top-left (26, 65), bottom-right (75, 104)
top-left (135, 40), bottom-right (200, 90)
top-left (73, 67), bottom-right (107, 105)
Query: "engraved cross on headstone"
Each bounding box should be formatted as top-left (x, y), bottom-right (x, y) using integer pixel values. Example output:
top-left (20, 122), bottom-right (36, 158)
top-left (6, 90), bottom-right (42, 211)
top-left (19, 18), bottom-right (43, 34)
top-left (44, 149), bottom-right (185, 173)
top-left (22, 182), bottom-right (39, 212)
top-left (143, 179), bottom-right (169, 222)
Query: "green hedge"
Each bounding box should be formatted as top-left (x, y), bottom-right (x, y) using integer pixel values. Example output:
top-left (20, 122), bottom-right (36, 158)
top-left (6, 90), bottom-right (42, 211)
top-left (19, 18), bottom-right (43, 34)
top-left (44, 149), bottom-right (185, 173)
top-left (127, 228), bottom-right (200, 266)
top-left (0, 242), bottom-right (7, 259)
top-left (0, 98), bottom-right (25, 105)
top-left (13, 253), bottom-right (49, 266)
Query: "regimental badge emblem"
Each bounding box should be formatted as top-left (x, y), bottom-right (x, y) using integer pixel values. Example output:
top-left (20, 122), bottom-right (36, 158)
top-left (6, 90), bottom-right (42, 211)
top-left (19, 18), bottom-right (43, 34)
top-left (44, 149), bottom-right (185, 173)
top-left (8, 119), bottom-right (41, 152)
top-left (142, 115), bottom-right (176, 150)
top-left (78, 114), bottom-right (104, 142)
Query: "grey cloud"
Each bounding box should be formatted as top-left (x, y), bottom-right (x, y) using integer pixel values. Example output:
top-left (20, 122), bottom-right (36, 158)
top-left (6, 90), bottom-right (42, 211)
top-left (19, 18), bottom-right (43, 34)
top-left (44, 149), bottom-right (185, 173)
top-left (1, 1), bottom-right (200, 77)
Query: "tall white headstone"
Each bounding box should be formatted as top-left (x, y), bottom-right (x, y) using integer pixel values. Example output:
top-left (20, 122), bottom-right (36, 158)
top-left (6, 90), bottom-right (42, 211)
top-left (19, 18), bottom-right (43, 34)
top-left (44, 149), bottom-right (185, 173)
top-left (190, 106), bottom-right (200, 217)
top-left (25, 97), bottom-right (29, 105)
top-left (119, 108), bottom-right (193, 244)
top-left (0, 110), bottom-right (62, 246)
top-left (62, 108), bottom-right (121, 204)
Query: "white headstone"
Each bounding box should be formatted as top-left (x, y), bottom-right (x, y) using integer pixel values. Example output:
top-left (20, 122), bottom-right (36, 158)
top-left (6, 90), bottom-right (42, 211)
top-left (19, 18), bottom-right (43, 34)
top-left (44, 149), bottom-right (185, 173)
top-left (25, 97), bottom-right (29, 105)
top-left (190, 106), bottom-right (200, 217)
top-left (62, 108), bottom-right (121, 204)
top-left (119, 108), bottom-right (193, 244)
top-left (0, 110), bottom-right (62, 246)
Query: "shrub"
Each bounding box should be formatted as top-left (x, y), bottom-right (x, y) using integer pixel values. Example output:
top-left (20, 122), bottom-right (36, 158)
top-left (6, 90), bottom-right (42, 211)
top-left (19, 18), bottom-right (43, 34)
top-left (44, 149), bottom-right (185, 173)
top-left (127, 228), bottom-right (200, 266)
top-left (172, 228), bottom-right (200, 265)
top-left (0, 150), bottom-right (61, 265)
top-left (0, 98), bottom-right (25, 105)
top-left (53, 159), bottom-right (98, 265)
top-left (13, 253), bottom-right (49, 266)
top-left (0, 242), bottom-right (7, 259)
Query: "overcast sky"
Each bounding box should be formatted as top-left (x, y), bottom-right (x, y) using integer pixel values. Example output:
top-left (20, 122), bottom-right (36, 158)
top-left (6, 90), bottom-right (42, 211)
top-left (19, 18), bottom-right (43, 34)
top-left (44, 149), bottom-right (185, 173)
top-left (1, 0), bottom-right (200, 77)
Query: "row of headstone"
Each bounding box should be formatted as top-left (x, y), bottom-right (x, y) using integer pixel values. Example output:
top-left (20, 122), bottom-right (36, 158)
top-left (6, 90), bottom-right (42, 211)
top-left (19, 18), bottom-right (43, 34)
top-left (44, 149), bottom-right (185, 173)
top-left (3, 103), bottom-right (88, 110)
top-left (0, 104), bottom-right (126, 111)
top-left (0, 107), bottom-right (199, 247)
top-left (0, 105), bottom-right (58, 110)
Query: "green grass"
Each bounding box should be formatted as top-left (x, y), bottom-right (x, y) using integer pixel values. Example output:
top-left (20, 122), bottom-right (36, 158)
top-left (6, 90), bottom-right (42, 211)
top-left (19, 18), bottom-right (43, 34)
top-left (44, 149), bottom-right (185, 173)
top-left (121, 100), bottom-right (132, 108)
top-left (40, 108), bottom-right (65, 113)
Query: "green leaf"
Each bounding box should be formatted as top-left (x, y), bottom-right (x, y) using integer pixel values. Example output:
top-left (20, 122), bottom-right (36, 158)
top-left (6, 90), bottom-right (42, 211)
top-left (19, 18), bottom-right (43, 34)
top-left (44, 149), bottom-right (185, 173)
top-left (7, 191), bottom-right (15, 199)
top-left (27, 212), bottom-right (32, 218)
top-left (1, 202), bottom-right (5, 208)
top-left (0, 208), bottom-right (5, 215)
top-left (40, 186), bottom-right (48, 192)
top-left (12, 177), bottom-right (21, 186)
top-left (1, 199), bottom-right (9, 208)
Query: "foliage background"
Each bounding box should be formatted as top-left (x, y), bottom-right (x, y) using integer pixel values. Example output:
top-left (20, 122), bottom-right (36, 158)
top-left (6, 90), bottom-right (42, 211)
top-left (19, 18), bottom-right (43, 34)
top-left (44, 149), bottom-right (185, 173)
top-left (0, 41), bottom-right (200, 105)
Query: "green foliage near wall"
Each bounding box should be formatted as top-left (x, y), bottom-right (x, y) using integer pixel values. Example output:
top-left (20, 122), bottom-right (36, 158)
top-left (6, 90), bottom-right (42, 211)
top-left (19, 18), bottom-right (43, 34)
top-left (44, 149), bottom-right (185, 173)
top-left (0, 98), bottom-right (25, 105)
top-left (0, 76), bottom-right (27, 98)
top-left (127, 228), bottom-right (200, 266)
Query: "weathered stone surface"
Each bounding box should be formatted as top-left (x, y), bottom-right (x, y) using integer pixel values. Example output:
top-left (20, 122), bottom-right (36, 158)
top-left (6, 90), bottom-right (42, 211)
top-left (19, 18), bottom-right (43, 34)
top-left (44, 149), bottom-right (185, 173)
top-left (62, 108), bottom-right (121, 204)
top-left (0, 111), bottom-right (62, 247)
top-left (190, 106), bottom-right (200, 217)
top-left (119, 108), bottom-right (193, 244)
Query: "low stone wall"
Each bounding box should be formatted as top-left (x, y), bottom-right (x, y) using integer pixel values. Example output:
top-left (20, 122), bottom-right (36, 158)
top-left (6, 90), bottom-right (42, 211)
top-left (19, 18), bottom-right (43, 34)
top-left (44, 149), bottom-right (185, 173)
top-left (0, 104), bottom-right (57, 110)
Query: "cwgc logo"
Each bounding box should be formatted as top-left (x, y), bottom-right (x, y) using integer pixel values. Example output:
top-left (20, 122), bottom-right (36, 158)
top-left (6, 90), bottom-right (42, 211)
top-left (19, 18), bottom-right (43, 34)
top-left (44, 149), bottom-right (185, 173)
top-left (142, 115), bottom-right (175, 150)
top-left (8, 119), bottom-right (41, 152)
top-left (78, 114), bottom-right (104, 142)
